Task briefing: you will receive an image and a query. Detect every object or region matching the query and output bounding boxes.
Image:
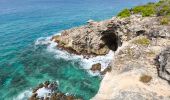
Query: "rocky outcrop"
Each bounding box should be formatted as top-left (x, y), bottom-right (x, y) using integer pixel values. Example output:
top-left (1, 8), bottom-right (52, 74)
top-left (52, 15), bottom-right (170, 57)
top-left (90, 63), bottom-right (101, 72)
top-left (29, 81), bottom-right (81, 100)
top-left (51, 21), bottom-right (111, 56)
top-left (156, 47), bottom-right (170, 82)
top-left (50, 14), bottom-right (170, 99)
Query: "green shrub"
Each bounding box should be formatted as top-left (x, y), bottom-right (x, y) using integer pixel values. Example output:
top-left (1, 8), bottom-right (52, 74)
top-left (132, 3), bottom-right (156, 17)
top-left (117, 0), bottom-right (170, 17)
top-left (117, 9), bottom-right (131, 18)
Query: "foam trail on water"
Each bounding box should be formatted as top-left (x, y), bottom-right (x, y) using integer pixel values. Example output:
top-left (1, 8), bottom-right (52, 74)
top-left (35, 35), bottom-right (114, 76)
top-left (13, 90), bottom-right (32, 100)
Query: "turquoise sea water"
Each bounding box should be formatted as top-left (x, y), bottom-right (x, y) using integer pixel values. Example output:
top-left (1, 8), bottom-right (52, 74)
top-left (0, 0), bottom-right (158, 99)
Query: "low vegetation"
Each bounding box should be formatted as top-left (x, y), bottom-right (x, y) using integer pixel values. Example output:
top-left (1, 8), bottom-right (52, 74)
top-left (60, 41), bottom-right (66, 45)
top-left (117, 0), bottom-right (170, 18)
top-left (133, 37), bottom-right (150, 46)
top-left (160, 16), bottom-right (170, 25)
top-left (140, 75), bottom-right (152, 83)
top-left (117, 9), bottom-right (131, 18)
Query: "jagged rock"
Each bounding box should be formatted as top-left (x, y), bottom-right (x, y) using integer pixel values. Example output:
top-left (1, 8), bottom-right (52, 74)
top-left (44, 81), bottom-right (50, 88)
top-left (29, 81), bottom-right (81, 100)
top-left (29, 93), bottom-right (38, 100)
top-left (50, 15), bottom-right (170, 99)
top-left (100, 66), bottom-right (112, 75)
top-left (90, 63), bottom-right (101, 72)
top-left (156, 47), bottom-right (170, 82)
top-left (52, 15), bottom-right (170, 57)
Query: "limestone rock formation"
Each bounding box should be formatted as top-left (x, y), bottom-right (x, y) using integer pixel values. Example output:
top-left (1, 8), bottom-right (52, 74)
top-left (51, 14), bottom-right (170, 99)
top-left (156, 47), bottom-right (170, 82)
top-left (92, 35), bottom-right (170, 100)
top-left (52, 15), bottom-right (170, 57)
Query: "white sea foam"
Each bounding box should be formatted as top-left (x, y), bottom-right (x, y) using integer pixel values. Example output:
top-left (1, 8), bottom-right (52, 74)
top-left (35, 35), bottom-right (114, 76)
top-left (36, 87), bottom-right (51, 98)
top-left (14, 90), bottom-right (32, 100)
top-left (35, 36), bottom-right (52, 45)
top-left (14, 88), bottom-right (51, 100)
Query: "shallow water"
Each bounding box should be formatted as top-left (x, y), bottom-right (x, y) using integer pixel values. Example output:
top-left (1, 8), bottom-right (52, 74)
top-left (0, 0), bottom-right (158, 99)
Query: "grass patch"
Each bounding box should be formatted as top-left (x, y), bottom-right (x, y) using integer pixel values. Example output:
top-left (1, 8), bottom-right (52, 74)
top-left (140, 75), bottom-right (152, 83)
top-left (127, 48), bottom-right (133, 57)
top-left (160, 16), bottom-right (169, 25)
top-left (133, 37), bottom-right (150, 46)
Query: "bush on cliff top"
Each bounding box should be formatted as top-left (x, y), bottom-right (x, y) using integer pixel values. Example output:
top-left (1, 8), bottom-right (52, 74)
top-left (117, 0), bottom-right (170, 17)
top-left (117, 9), bottom-right (131, 18)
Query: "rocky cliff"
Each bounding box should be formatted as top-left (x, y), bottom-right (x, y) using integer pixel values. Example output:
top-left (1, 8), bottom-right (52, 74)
top-left (51, 14), bottom-right (170, 99)
top-left (52, 15), bottom-right (170, 56)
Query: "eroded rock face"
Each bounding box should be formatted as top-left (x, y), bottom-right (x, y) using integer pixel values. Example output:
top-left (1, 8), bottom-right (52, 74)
top-left (50, 15), bottom-right (170, 99)
top-left (156, 47), bottom-right (170, 82)
top-left (52, 15), bottom-right (170, 56)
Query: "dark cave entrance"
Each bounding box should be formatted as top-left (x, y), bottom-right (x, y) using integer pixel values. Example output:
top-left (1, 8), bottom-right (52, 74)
top-left (101, 30), bottom-right (121, 51)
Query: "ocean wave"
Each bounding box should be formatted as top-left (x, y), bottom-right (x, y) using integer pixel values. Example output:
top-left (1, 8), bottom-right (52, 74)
top-left (35, 35), bottom-right (114, 76)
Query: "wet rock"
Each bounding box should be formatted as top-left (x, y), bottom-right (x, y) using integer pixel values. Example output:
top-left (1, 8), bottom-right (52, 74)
top-left (100, 66), bottom-right (112, 75)
top-left (51, 35), bottom-right (60, 43)
top-left (29, 93), bottom-right (38, 100)
top-left (29, 81), bottom-right (81, 100)
top-left (38, 83), bottom-right (44, 88)
top-left (156, 47), bottom-right (170, 82)
top-left (44, 81), bottom-right (50, 88)
top-left (90, 63), bottom-right (101, 72)
top-left (66, 95), bottom-right (75, 100)
top-left (44, 97), bottom-right (49, 100)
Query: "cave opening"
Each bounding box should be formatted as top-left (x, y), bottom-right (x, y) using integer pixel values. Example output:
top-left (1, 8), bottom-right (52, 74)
top-left (101, 30), bottom-right (121, 51)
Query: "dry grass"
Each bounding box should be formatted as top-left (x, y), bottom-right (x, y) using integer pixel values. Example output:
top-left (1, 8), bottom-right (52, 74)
top-left (133, 37), bottom-right (150, 46)
top-left (147, 51), bottom-right (155, 56)
top-left (160, 17), bottom-right (169, 25)
top-left (140, 75), bottom-right (152, 83)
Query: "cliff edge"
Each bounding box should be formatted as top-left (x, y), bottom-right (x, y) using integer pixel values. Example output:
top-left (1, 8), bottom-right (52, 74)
top-left (50, 0), bottom-right (170, 99)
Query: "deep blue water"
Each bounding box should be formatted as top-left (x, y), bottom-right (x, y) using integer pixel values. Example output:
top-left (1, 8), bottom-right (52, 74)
top-left (0, 0), bottom-right (158, 100)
